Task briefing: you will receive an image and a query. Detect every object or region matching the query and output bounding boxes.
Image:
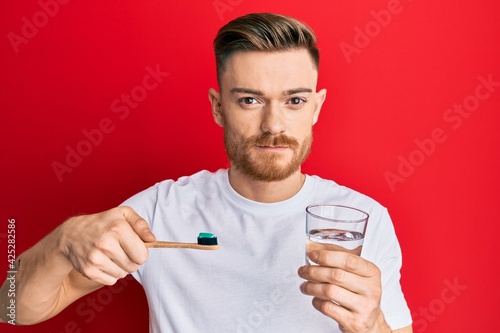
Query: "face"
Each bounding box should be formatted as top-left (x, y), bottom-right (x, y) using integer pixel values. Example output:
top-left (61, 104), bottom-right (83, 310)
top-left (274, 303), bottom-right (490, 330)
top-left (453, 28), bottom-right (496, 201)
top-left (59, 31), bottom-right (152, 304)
top-left (209, 49), bottom-right (326, 182)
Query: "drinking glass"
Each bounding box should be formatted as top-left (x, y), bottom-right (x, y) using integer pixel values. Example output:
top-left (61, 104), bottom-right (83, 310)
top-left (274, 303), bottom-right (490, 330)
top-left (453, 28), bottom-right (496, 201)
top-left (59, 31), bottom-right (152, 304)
top-left (305, 204), bottom-right (369, 265)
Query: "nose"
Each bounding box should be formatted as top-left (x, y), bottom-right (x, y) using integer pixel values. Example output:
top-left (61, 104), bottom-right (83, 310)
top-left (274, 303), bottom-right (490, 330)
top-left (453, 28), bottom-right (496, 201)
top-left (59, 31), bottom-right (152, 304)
top-left (260, 102), bottom-right (286, 135)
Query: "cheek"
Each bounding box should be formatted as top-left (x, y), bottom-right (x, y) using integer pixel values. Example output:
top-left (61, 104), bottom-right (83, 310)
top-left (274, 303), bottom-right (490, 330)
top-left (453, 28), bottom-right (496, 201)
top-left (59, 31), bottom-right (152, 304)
top-left (225, 114), bottom-right (260, 137)
top-left (289, 121), bottom-right (314, 139)
top-left (225, 123), bottom-right (248, 139)
top-left (286, 107), bottom-right (316, 126)
top-left (224, 121), bottom-right (252, 144)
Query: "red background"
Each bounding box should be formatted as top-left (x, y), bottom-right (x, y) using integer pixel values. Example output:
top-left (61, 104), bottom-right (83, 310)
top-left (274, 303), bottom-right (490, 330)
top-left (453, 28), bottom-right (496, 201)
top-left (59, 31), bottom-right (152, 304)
top-left (1, 0), bottom-right (499, 332)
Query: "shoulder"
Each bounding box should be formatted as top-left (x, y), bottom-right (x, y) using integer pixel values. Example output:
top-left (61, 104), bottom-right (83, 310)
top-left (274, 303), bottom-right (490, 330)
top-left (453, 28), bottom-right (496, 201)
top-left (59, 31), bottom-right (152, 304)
top-left (126, 169), bottom-right (224, 199)
top-left (173, 169), bottom-right (224, 188)
top-left (120, 169), bottom-right (226, 220)
top-left (307, 174), bottom-right (386, 212)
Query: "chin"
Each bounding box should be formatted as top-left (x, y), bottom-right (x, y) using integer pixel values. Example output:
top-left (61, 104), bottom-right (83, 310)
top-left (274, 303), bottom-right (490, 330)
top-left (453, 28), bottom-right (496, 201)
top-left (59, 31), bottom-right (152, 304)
top-left (247, 164), bottom-right (300, 182)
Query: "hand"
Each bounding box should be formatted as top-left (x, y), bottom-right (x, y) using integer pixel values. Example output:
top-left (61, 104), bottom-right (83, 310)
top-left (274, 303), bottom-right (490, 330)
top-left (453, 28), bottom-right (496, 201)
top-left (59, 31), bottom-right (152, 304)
top-left (59, 206), bottom-right (156, 285)
top-left (298, 250), bottom-right (391, 333)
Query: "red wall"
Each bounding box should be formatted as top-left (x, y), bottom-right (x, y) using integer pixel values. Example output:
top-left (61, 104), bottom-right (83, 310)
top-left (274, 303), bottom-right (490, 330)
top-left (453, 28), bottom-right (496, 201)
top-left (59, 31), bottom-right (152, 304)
top-left (2, 0), bottom-right (499, 332)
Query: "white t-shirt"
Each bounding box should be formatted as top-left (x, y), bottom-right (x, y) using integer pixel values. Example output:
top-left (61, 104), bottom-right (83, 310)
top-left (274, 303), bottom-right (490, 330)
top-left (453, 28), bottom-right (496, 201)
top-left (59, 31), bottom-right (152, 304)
top-left (122, 169), bottom-right (412, 332)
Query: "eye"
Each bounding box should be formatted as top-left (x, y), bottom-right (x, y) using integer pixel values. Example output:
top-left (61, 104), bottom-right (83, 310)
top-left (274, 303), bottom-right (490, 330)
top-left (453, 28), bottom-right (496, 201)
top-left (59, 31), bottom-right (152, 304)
top-left (288, 97), bottom-right (306, 105)
top-left (239, 97), bottom-right (258, 105)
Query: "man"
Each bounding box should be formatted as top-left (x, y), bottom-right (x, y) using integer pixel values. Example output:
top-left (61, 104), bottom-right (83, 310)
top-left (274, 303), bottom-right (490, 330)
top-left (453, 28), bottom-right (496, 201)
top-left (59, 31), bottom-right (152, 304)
top-left (1, 13), bottom-right (412, 332)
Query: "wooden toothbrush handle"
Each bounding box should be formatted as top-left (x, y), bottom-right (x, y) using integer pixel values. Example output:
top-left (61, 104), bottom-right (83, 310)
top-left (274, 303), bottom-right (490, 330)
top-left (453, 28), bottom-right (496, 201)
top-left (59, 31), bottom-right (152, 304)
top-left (145, 241), bottom-right (220, 250)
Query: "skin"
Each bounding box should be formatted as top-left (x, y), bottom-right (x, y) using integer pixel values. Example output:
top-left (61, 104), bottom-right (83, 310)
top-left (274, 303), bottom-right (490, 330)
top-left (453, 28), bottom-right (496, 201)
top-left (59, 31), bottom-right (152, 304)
top-left (0, 206), bottom-right (154, 324)
top-left (0, 48), bottom-right (412, 333)
top-left (209, 49), bottom-right (412, 333)
top-left (209, 49), bottom-right (325, 202)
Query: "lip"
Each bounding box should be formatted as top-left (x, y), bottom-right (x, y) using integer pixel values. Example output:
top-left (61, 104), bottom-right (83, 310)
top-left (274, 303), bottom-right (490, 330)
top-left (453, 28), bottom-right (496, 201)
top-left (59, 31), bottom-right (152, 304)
top-left (256, 145), bottom-right (288, 151)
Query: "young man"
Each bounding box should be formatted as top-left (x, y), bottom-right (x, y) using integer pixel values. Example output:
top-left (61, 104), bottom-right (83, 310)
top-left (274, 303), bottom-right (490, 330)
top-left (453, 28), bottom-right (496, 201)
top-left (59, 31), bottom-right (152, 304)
top-left (1, 13), bottom-right (413, 332)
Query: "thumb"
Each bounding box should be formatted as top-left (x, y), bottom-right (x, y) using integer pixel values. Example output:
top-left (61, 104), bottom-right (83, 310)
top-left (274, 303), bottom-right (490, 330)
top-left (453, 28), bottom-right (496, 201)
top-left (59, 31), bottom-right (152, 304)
top-left (119, 206), bottom-right (156, 242)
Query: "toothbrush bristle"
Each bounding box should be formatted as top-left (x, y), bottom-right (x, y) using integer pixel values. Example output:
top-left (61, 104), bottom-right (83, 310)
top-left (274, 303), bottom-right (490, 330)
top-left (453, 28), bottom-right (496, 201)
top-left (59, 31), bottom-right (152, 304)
top-left (197, 232), bottom-right (218, 246)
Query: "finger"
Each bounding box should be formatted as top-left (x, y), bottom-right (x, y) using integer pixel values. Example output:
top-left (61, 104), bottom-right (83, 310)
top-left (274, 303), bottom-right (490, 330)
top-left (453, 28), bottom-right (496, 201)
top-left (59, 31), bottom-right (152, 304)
top-left (312, 250), bottom-right (379, 277)
top-left (92, 222), bottom-right (146, 270)
top-left (298, 265), bottom-right (367, 295)
top-left (119, 206), bottom-right (156, 242)
top-left (117, 206), bottom-right (155, 265)
top-left (78, 252), bottom-right (128, 286)
top-left (312, 295), bottom-right (381, 333)
top-left (96, 256), bottom-right (129, 280)
top-left (82, 269), bottom-right (119, 286)
top-left (115, 225), bottom-right (151, 266)
top-left (311, 297), bottom-right (353, 326)
top-left (301, 280), bottom-right (363, 311)
top-left (103, 241), bottom-right (141, 273)
top-left (112, 250), bottom-right (141, 273)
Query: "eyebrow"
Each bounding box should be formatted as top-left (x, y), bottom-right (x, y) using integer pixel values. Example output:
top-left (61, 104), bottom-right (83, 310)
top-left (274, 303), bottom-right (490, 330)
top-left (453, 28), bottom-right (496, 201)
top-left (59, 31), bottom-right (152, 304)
top-left (230, 88), bottom-right (264, 96)
top-left (230, 87), bottom-right (313, 96)
top-left (284, 88), bottom-right (313, 95)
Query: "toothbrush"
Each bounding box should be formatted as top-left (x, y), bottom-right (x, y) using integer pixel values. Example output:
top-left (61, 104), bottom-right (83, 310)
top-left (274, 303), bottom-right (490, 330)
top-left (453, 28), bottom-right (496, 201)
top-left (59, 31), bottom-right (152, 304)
top-left (145, 232), bottom-right (220, 250)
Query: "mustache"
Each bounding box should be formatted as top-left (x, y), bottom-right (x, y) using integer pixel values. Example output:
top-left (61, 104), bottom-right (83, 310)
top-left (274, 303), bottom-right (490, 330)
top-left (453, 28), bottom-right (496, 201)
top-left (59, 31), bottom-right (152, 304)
top-left (247, 133), bottom-right (299, 148)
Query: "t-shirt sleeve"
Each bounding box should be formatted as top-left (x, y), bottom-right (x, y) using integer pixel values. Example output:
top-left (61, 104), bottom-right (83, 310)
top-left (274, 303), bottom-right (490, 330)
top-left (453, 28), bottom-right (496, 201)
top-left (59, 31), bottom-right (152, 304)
top-left (366, 208), bottom-right (413, 330)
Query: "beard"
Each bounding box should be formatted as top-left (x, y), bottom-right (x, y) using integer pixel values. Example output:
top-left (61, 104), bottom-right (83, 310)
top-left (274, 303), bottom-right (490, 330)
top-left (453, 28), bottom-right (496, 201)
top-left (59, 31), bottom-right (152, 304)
top-left (224, 128), bottom-right (313, 182)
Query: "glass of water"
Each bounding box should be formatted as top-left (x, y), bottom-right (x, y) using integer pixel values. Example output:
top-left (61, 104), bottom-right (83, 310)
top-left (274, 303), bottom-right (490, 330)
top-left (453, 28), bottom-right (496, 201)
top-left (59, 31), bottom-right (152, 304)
top-left (306, 204), bottom-right (369, 265)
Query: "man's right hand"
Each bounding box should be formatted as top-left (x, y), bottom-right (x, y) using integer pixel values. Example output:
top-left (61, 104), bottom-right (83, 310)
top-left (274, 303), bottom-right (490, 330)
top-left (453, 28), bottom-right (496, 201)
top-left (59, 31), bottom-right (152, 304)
top-left (59, 206), bottom-right (156, 285)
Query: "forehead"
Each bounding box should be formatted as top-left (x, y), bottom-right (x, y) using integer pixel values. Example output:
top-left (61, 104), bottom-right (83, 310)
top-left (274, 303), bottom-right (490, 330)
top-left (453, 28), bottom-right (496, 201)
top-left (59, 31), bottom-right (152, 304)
top-left (220, 49), bottom-right (318, 93)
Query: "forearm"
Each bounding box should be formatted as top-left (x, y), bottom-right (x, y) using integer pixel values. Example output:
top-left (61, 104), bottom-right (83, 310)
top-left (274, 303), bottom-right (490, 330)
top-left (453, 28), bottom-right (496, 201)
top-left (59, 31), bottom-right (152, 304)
top-left (0, 221), bottom-right (98, 325)
top-left (1, 207), bottom-right (152, 325)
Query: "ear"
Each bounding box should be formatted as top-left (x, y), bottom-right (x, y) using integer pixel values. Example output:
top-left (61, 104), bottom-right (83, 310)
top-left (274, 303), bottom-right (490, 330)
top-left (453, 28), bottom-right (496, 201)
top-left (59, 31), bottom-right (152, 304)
top-left (312, 88), bottom-right (327, 125)
top-left (208, 88), bottom-right (224, 127)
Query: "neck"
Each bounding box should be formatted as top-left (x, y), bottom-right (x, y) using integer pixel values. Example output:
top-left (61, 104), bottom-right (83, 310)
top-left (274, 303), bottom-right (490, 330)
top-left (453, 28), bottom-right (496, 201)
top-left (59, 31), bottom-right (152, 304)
top-left (227, 167), bottom-right (306, 203)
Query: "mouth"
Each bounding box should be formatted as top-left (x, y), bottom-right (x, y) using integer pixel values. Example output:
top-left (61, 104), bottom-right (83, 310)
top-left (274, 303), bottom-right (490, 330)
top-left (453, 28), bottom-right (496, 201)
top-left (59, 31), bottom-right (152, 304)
top-left (256, 145), bottom-right (289, 151)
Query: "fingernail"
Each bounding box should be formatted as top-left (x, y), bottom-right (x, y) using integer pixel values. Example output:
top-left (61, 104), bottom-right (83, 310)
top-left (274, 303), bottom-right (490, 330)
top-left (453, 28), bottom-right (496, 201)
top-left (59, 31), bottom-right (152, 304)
top-left (309, 250), bottom-right (319, 263)
top-left (300, 282), bottom-right (307, 294)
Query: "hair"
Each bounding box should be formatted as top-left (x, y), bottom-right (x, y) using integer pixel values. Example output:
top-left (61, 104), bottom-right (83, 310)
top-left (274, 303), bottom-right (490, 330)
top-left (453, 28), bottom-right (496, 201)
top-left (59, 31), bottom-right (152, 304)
top-left (213, 13), bottom-right (319, 86)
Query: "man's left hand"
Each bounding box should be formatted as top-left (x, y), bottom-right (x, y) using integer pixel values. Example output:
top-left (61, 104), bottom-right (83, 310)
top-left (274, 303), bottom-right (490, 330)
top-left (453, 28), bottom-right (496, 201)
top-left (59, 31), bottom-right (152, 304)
top-left (298, 250), bottom-right (392, 333)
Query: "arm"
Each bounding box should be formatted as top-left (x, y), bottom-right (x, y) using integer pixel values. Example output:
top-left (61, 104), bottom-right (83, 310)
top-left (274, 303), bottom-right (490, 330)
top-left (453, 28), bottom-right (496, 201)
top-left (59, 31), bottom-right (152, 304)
top-left (298, 250), bottom-right (412, 333)
top-left (0, 206), bottom-right (155, 325)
